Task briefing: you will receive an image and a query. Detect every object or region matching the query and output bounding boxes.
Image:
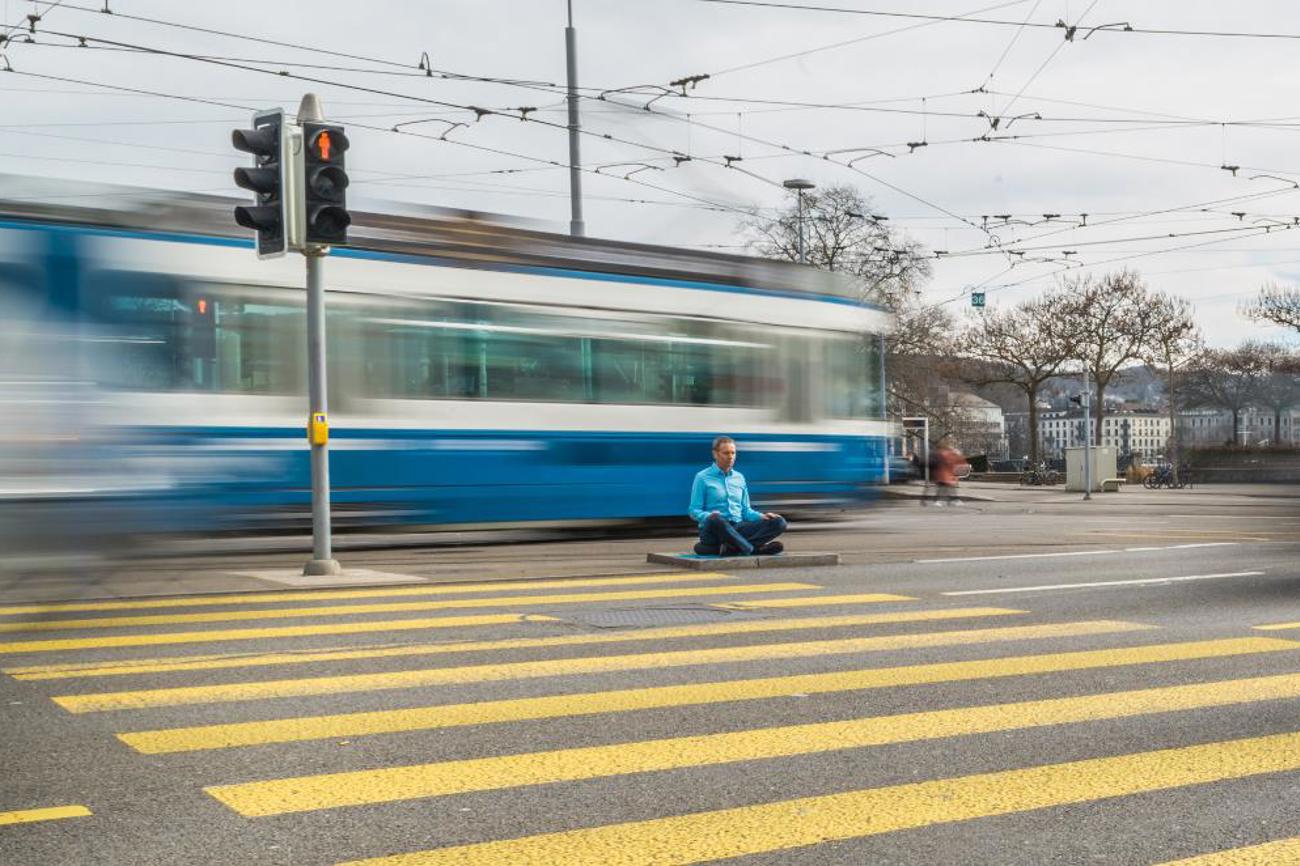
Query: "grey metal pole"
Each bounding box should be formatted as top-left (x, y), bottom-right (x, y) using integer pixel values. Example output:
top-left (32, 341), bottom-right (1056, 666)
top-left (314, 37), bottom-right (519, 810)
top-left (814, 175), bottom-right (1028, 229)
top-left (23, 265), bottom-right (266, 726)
top-left (880, 332), bottom-right (889, 484)
top-left (565, 0), bottom-right (585, 237)
top-left (1082, 367), bottom-right (1092, 501)
top-left (797, 189), bottom-right (806, 264)
top-left (303, 250), bottom-right (340, 574)
top-left (923, 417), bottom-right (930, 485)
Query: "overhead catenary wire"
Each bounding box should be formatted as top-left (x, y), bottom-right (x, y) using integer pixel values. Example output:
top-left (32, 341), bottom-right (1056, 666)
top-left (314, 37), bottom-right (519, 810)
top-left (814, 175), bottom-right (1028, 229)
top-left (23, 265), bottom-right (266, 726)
top-left (707, 0), bottom-right (1034, 77)
top-left (3, 67), bottom-right (762, 221)
top-left (692, 0), bottom-right (1300, 42)
top-left (22, 26), bottom-right (796, 195)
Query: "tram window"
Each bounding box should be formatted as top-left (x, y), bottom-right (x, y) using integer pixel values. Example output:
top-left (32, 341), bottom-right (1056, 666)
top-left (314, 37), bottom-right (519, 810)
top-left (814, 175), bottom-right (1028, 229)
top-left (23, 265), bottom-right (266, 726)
top-left (355, 297), bottom-right (769, 407)
top-left (88, 272), bottom-right (304, 394)
top-left (87, 272), bottom-right (188, 391)
top-left (357, 301), bottom-right (585, 402)
top-left (589, 335), bottom-right (761, 406)
top-left (823, 336), bottom-right (883, 419)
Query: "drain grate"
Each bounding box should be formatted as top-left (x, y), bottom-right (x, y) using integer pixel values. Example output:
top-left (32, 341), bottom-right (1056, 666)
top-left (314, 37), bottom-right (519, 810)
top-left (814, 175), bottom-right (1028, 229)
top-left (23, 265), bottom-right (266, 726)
top-left (568, 606), bottom-right (758, 629)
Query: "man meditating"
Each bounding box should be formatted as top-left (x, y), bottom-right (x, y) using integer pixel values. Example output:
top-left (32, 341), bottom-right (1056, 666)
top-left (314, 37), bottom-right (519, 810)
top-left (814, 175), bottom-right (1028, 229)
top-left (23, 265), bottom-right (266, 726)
top-left (688, 436), bottom-right (787, 557)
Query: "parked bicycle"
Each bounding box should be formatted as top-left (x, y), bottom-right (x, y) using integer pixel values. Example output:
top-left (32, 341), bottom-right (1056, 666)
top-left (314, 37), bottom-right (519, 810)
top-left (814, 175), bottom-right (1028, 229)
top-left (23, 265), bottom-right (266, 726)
top-left (1020, 462), bottom-right (1060, 486)
top-left (1143, 463), bottom-right (1191, 489)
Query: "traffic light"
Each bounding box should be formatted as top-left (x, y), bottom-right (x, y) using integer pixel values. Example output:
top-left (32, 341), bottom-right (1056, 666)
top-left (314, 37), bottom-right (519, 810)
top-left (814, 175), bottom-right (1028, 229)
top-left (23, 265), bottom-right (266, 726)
top-left (1069, 394), bottom-right (1083, 406)
top-left (232, 108), bottom-right (288, 258)
top-left (191, 296), bottom-right (216, 359)
top-left (301, 121), bottom-right (350, 246)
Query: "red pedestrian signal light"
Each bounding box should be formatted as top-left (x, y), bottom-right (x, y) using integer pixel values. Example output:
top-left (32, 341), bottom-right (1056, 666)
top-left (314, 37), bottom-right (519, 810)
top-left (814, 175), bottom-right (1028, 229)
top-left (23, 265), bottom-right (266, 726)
top-left (302, 122), bottom-right (351, 246)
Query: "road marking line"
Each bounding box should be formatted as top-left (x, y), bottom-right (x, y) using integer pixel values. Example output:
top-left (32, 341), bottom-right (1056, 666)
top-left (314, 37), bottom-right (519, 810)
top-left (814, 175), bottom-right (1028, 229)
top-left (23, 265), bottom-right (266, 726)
top-left (207, 671), bottom-right (1300, 817)
top-left (917, 541), bottom-right (1241, 564)
top-left (0, 573), bottom-right (736, 617)
top-left (0, 805), bottom-right (92, 826)
top-left (0, 583), bottom-right (820, 633)
top-left (1088, 533), bottom-right (1268, 542)
top-left (714, 593), bottom-right (913, 609)
top-left (917, 550), bottom-right (1121, 564)
top-left (1156, 836), bottom-right (1300, 865)
top-left (1254, 621), bottom-right (1300, 632)
top-left (1178, 515), bottom-right (1299, 520)
top-left (58, 620), bottom-right (1142, 714)
top-left (332, 729), bottom-right (1300, 866)
top-left (0, 614), bottom-right (544, 656)
top-left (120, 635), bottom-right (1299, 755)
top-left (6, 607), bottom-right (1014, 681)
top-left (942, 572), bottom-right (1264, 597)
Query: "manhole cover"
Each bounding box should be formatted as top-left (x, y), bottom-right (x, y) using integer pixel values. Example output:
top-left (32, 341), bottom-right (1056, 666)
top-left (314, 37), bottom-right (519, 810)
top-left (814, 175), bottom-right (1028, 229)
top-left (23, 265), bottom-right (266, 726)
top-left (569, 606), bottom-right (756, 628)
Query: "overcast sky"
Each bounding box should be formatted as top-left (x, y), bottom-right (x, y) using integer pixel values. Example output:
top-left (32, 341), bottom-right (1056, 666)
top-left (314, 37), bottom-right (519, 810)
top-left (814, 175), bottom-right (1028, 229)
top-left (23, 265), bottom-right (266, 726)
top-left (4, 0), bottom-right (1300, 346)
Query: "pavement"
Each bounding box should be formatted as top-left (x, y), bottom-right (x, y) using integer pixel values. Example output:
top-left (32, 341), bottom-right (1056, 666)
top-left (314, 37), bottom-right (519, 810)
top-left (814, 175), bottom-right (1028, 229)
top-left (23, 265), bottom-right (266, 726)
top-left (1, 488), bottom-right (1298, 865)
top-left (0, 481), bottom-right (1296, 604)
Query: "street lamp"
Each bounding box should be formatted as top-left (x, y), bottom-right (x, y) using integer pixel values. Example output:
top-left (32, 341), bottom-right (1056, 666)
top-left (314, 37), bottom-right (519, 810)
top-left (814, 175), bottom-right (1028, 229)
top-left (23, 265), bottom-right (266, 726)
top-left (783, 178), bottom-right (815, 264)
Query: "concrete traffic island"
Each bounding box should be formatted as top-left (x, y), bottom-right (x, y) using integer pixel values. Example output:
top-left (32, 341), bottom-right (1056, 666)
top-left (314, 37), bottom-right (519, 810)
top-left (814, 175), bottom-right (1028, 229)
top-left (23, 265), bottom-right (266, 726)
top-left (647, 551), bottom-right (840, 570)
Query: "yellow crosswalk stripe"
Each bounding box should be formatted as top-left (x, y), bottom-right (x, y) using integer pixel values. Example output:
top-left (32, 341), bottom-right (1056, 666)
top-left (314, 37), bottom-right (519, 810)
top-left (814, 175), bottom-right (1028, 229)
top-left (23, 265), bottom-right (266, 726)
top-left (119, 635), bottom-right (1296, 755)
top-left (0, 805), bottom-right (92, 826)
top-left (207, 671), bottom-right (1300, 817)
top-left (6, 607), bottom-right (1022, 681)
top-left (0, 572), bottom-right (735, 617)
top-left (332, 729), bottom-right (1300, 866)
top-left (0, 583), bottom-right (821, 633)
top-left (1156, 837), bottom-right (1300, 865)
top-left (1254, 621), bottom-right (1300, 631)
top-left (0, 614), bottom-right (544, 656)
top-left (57, 620), bottom-right (1146, 714)
top-left (717, 594), bottom-right (913, 609)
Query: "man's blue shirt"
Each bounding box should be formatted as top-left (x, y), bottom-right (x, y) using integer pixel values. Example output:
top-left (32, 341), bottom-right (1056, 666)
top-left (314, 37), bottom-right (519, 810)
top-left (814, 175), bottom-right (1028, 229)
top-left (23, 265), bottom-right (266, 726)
top-left (689, 463), bottom-right (763, 526)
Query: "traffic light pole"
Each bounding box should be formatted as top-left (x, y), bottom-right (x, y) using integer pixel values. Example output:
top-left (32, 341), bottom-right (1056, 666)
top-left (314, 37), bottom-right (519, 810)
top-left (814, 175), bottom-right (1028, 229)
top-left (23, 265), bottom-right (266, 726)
top-left (1082, 367), bottom-right (1092, 501)
top-left (233, 93), bottom-right (348, 577)
top-left (303, 248), bottom-right (339, 575)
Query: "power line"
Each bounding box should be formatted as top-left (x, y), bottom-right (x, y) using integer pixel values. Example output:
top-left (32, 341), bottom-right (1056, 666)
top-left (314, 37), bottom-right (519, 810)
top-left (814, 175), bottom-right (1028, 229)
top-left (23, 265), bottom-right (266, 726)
top-left (4, 67), bottom-right (760, 221)
top-left (27, 26), bottom-right (793, 195)
top-left (692, 0), bottom-right (1300, 42)
top-left (51, 1), bottom-right (565, 91)
top-left (709, 0), bottom-right (1033, 77)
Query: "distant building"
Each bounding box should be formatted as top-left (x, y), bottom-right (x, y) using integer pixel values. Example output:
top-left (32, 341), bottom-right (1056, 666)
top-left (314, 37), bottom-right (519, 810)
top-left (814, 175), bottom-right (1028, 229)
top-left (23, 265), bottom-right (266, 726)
top-left (1038, 409), bottom-right (1171, 459)
top-left (947, 392), bottom-right (1008, 458)
top-left (1177, 409), bottom-right (1300, 447)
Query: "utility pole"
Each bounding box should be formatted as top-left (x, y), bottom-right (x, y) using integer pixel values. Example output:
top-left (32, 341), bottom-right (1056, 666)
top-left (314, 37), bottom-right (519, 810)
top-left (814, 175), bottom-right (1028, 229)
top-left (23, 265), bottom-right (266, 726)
top-left (783, 178), bottom-right (815, 263)
top-left (565, 0), bottom-right (584, 237)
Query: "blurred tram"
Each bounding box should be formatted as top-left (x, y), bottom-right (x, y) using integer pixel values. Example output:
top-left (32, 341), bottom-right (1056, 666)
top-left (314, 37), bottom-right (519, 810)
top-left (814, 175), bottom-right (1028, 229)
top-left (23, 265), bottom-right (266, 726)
top-left (0, 178), bottom-right (891, 538)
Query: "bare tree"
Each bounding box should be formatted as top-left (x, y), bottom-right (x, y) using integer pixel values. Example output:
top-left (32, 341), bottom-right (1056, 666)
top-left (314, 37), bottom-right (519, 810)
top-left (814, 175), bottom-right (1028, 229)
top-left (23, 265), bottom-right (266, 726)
top-left (742, 184), bottom-right (931, 304)
top-left (955, 292), bottom-right (1074, 465)
top-left (1244, 284), bottom-right (1300, 333)
top-left (1252, 343), bottom-right (1300, 446)
top-left (1181, 342), bottom-right (1272, 444)
top-left (1058, 270), bottom-right (1160, 445)
top-left (1141, 292), bottom-right (1200, 476)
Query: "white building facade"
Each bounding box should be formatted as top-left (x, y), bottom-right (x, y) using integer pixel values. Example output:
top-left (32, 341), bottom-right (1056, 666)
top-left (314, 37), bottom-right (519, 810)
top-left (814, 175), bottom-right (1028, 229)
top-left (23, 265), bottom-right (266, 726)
top-left (1038, 410), bottom-right (1172, 459)
top-left (1177, 409), bottom-right (1300, 447)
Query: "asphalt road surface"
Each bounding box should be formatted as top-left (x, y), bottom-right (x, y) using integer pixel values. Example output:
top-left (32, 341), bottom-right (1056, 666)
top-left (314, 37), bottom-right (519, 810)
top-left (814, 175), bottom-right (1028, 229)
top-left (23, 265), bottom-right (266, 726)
top-left (2, 488), bottom-right (1299, 865)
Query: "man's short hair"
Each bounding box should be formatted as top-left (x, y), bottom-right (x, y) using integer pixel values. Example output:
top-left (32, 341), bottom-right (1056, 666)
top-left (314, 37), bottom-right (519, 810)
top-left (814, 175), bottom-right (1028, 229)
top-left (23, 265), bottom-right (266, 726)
top-left (712, 435), bottom-right (735, 452)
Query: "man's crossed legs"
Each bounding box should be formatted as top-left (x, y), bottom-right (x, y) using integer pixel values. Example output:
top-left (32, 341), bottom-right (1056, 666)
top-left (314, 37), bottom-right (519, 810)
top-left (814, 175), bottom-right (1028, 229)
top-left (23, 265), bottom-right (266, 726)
top-left (694, 512), bottom-right (787, 557)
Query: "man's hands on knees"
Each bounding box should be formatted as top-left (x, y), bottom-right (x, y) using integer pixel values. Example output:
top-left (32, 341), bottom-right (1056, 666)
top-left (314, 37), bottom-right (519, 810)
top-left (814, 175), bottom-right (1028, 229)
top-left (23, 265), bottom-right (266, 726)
top-left (763, 512), bottom-right (782, 520)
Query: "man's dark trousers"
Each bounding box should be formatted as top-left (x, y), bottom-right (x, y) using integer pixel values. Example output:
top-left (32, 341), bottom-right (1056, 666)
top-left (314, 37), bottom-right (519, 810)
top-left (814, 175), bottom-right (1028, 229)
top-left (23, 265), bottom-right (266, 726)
top-left (698, 512), bottom-right (786, 555)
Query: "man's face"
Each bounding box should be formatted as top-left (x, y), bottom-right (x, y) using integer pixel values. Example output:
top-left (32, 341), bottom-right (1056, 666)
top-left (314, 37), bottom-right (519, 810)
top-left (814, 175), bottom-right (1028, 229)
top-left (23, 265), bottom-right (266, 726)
top-left (714, 442), bottom-right (737, 472)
